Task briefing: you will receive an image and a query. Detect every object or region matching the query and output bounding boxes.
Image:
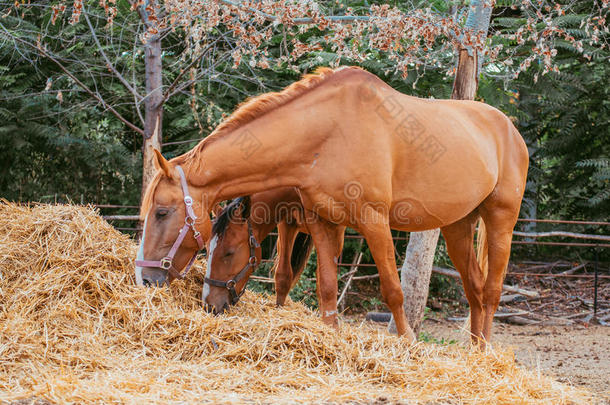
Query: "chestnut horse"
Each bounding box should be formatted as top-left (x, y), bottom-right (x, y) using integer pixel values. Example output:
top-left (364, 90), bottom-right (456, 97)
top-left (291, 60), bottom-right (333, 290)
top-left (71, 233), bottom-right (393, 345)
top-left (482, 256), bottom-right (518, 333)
top-left (136, 66), bottom-right (528, 344)
top-left (203, 188), bottom-right (345, 321)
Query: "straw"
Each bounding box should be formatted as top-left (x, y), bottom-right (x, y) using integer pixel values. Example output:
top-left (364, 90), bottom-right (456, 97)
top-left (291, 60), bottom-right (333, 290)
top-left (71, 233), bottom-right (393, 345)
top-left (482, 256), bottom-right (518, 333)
top-left (0, 201), bottom-right (595, 404)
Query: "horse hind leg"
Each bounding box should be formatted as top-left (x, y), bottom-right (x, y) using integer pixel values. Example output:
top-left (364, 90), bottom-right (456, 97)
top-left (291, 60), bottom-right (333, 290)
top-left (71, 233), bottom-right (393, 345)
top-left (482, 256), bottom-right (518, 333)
top-left (440, 211), bottom-right (486, 346)
top-left (274, 221), bottom-right (300, 306)
top-left (478, 191), bottom-right (522, 342)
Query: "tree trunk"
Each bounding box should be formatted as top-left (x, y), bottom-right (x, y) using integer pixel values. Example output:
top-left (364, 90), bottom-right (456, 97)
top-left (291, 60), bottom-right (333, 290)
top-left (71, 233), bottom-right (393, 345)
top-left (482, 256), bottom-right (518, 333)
top-left (388, 229), bottom-right (440, 335)
top-left (452, 48), bottom-right (479, 101)
top-left (140, 0), bottom-right (164, 203)
top-left (389, 0), bottom-right (492, 335)
top-left (141, 33), bottom-right (163, 202)
top-left (452, 0), bottom-right (492, 101)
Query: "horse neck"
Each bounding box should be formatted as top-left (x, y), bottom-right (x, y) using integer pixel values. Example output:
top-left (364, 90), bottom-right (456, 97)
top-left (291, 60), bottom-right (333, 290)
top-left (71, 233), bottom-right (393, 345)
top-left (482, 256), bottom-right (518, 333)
top-left (187, 91), bottom-right (338, 205)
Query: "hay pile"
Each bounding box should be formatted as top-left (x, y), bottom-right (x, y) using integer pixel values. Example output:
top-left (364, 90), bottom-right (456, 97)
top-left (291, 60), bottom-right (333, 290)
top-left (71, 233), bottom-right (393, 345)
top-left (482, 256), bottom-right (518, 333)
top-left (0, 201), bottom-right (594, 404)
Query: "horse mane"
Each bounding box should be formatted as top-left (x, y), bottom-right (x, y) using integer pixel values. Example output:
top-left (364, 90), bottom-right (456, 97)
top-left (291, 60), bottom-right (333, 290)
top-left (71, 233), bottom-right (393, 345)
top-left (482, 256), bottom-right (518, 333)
top-left (176, 66), bottom-right (362, 169)
top-left (212, 197), bottom-right (247, 238)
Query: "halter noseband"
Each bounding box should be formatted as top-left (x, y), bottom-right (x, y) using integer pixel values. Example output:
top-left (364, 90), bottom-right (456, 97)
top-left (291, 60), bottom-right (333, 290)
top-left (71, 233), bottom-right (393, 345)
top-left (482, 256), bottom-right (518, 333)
top-left (135, 165), bottom-right (205, 281)
top-left (204, 219), bottom-right (260, 305)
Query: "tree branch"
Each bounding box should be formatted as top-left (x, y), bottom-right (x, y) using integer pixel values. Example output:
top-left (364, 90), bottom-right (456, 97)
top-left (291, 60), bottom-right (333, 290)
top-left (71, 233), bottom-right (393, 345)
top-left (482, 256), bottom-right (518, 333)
top-left (132, 21), bottom-right (145, 126)
top-left (83, 11), bottom-right (142, 101)
top-left (128, 0), bottom-right (153, 29)
top-left (0, 25), bottom-right (144, 136)
top-left (159, 41), bottom-right (216, 107)
top-left (218, 0), bottom-right (372, 24)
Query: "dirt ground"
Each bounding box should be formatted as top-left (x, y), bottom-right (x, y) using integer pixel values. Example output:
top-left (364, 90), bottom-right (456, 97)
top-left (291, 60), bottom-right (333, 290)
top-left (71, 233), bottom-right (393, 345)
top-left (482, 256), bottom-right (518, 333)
top-left (419, 318), bottom-right (610, 400)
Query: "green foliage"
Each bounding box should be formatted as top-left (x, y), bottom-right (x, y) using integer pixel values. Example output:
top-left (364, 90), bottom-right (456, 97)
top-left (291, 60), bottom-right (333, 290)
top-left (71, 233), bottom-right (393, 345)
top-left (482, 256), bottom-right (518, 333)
top-left (288, 253), bottom-right (320, 309)
top-left (0, 4), bottom-right (141, 204)
top-left (575, 157), bottom-right (610, 207)
top-left (428, 273), bottom-right (463, 304)
top-left (418, 331), bottom-right (457, 345)
top-left (0, 49), bottom-right (139, 204)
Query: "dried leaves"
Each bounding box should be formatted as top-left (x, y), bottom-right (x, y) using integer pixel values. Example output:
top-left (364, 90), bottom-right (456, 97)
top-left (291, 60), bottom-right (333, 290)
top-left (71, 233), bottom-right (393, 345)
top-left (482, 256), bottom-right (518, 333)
top-left (34, 0), bottom-right (609, 80)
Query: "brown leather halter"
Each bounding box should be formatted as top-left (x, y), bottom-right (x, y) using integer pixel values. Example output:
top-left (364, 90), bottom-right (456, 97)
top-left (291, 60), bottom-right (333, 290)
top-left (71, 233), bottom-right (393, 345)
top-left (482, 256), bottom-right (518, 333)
top-left (135, 165), bottom-right (205, 281)
top-left (204, 219), bottom-right (260, 305)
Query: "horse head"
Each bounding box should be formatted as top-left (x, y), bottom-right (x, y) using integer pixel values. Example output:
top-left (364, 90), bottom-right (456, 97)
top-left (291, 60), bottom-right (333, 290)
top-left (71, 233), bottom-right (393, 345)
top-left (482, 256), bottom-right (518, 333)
top-left (203, 196), bottom-right (261, 314)
top-left (135, 149), bottom-right (211, 287)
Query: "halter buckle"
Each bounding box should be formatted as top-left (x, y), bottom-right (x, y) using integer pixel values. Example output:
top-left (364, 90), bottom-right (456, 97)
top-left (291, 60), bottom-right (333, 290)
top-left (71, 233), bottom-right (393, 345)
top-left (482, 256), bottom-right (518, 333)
top-left (160, 257), bottom-right (172, 270)
top-left (185, 215), bottom-right (196, 226)
top-left (248, 256), bottom-right (257, 265)
top-left (226, 279), bottom-right (236, 289)
top-left (184, 196), bottom-right (193, 206)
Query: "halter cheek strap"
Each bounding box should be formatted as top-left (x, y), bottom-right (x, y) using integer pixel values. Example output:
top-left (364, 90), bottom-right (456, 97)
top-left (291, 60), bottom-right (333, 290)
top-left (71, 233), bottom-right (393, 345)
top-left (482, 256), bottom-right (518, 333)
top-left (135, 165), bottom-right (205, 280)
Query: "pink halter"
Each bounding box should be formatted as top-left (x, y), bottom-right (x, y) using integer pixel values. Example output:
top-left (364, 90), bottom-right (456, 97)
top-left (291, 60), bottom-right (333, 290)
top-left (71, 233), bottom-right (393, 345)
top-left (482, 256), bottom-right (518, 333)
top-left (135, 165), bottom-right (205, 280)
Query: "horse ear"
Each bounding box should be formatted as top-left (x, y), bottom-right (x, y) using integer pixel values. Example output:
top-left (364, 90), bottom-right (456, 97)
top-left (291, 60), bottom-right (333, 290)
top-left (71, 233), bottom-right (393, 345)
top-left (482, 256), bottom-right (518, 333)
top-left (240, 196), bottom-right (251, 219)
top-left (153, 149), bottom-right (172, 178)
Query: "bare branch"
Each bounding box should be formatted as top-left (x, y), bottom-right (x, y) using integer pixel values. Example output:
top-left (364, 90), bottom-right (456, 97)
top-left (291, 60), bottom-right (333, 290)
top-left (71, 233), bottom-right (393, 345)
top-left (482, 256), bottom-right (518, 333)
top-left (128, 0), bottom-right (153, 29)
top-left (0, 25), bottom-right (144, 136)
top-left (132, 20), bottom-right (145, 126)
top-left (83, 11), bottom-right (142, 101)
top-left (158, 41), bottom-right (216, 107)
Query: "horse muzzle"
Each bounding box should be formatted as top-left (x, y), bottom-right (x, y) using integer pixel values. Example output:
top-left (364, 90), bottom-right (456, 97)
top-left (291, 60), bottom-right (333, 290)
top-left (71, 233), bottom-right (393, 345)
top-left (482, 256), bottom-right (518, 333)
top-left (204, 301), bottom-right (230, 315)
top-left (141, 267), bottom-right (169, 287)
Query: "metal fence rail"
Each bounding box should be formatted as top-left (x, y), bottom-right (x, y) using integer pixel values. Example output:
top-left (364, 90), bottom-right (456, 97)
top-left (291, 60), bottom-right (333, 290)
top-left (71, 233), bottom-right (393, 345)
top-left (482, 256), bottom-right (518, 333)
top-left (99, 213), bottom-right (610, 245)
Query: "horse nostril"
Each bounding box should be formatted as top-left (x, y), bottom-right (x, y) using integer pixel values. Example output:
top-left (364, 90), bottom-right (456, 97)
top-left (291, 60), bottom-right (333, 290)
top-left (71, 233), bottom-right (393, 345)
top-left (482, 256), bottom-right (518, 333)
top-left (142, 276), bottom-right (167, 287)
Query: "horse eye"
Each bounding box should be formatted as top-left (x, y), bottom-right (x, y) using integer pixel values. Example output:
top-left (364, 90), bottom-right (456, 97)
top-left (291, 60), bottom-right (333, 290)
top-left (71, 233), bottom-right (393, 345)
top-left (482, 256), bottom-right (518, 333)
top-left (155, 208), bottom-right (169, 220)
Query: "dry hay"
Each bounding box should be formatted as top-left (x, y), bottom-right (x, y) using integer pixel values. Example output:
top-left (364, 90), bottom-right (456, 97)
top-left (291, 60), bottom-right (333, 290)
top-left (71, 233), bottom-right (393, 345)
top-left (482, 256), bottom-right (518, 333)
top-left (0, 201), bottom-right (595, 404)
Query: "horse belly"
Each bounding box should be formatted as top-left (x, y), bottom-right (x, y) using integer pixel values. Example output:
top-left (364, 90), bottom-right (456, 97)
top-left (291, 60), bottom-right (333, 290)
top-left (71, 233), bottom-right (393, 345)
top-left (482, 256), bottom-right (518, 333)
top-left (388, 196), bottom-right (481, 231)
top-left (390, 138), bottom-right (498, 230)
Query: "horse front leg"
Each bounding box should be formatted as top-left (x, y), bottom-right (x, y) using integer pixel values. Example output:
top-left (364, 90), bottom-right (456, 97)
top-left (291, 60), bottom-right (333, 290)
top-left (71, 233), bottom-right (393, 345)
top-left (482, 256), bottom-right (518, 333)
top-left (359, 209), bottom-right (416, 343)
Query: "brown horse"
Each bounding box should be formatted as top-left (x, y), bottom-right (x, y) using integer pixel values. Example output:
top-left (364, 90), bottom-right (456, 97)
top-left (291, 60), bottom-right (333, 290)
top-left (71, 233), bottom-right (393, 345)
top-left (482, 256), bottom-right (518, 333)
top-left (203, 188), bottom-right (346, 324)
top-left (136, 66), bottom-right (528, 344)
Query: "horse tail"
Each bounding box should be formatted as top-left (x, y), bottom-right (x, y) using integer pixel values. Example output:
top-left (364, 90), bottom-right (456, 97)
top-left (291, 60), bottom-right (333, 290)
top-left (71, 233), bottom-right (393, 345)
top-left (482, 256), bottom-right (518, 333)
top-left (476, 217), bottom-right (489, 281)
top-left (290, 232), bottom-right (313, 281)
